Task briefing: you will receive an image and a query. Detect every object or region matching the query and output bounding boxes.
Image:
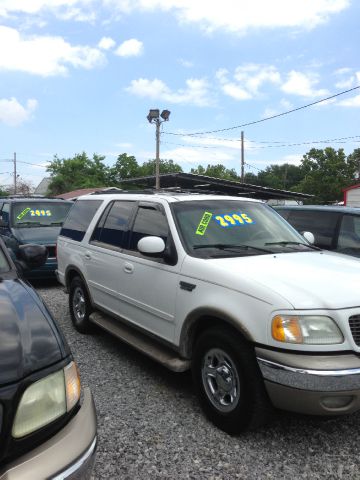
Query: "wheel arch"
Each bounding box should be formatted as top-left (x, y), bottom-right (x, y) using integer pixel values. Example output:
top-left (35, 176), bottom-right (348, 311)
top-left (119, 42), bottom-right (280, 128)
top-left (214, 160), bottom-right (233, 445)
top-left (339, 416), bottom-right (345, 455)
top-left (65, 266), bottom-right (94, 306)
top-left (179, 308), bottom-right (254, 359)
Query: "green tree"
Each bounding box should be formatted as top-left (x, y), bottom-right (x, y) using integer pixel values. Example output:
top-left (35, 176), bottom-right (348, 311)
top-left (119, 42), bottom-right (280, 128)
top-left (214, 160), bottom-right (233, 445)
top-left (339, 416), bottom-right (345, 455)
top-left (294, 147), bottom-right (357, 204)
top-left (190, 164), bottom-right (238, 180)
top-left (139, 158), bottom-right (183, 176)
top-left (47, 152), bottom-right (110, 195)
top-left (255, 164), bottom-right (304, 190)
top-left (108, 153), bottom-right (140, 183)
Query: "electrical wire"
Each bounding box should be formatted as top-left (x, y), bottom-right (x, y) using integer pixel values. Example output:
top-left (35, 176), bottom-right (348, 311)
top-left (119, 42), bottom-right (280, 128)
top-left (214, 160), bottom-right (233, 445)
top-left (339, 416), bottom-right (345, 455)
top-left (164, 85), bottom-right (360, 137)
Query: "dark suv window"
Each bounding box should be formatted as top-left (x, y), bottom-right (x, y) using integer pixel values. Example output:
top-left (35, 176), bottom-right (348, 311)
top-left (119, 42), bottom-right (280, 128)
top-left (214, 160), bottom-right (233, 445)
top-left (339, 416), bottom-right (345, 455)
top-left (0, 203), bottom-right (10, 224)
top-left (129, 206), bottom-right (169, 251)
top-left (337, 214), bottom-right (360, 256)
top-left (287, 210), bottom-right (339, 249)
top-left (60, 200), bottom-right (102, 242)
top-left (91, 201), bottom-right (135, 249)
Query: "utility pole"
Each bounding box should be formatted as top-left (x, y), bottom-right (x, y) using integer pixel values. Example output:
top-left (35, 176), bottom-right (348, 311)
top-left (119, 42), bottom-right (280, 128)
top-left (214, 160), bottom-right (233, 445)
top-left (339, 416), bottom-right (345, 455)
top-left (13, 152), bottom-right (17, 194)
top-left (155, 120), bottom-right (160, 190)
top-left (240, 131), bottom-right (245, 182)
top-left (147, 109), bottom-right (171, 190)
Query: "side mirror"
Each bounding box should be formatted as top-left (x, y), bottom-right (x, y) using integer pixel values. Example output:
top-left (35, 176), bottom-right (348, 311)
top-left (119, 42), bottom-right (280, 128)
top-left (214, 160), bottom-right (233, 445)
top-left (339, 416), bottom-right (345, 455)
top-left (137, 236), bottom-right (166, 255)
top-left (302, 231), bottom-right (315, 245)
top-left (18, 244), bottom-right (48, 269)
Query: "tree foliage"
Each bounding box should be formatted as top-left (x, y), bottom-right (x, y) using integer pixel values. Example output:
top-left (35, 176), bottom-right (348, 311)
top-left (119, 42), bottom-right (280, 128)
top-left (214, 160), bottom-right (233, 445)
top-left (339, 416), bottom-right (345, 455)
top-left (190, 164), bottom-right (238, 180)
top-left (294, 147), bottom-right (358, 203)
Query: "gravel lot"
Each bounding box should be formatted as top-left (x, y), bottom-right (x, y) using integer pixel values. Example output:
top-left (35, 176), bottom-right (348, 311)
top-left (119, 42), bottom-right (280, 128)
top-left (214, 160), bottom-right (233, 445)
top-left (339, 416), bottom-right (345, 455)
top-left (36, 282), bottom-right (360, 480)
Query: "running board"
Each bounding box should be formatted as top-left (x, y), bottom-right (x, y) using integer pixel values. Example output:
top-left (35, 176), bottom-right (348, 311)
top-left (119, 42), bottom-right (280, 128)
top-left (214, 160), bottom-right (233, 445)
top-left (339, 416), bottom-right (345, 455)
top-left (89, 311), bottom-right (190, 372)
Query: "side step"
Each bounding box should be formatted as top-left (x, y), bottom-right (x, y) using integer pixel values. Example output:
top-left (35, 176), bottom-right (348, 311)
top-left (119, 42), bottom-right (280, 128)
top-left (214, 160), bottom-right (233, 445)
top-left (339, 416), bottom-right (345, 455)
top-left (89, 311), bottom-right (190, 372)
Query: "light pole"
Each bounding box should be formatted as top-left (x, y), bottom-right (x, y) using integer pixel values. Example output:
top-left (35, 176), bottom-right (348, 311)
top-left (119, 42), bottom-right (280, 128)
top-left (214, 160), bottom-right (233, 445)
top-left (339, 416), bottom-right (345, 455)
top-left (147, 109), bottom-right (171, 190)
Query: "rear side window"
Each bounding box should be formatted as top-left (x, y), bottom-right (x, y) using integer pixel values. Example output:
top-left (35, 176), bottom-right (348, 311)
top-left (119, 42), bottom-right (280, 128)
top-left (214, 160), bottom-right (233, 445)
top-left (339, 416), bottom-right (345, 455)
top-left (91, 201), bottom-right (135, 249)
top-left (0, 203), bottom-right (10, 224)
top-left (60, 200), bottom-right (102, 242)
top-left (287, 210), bottom-right (339, 248)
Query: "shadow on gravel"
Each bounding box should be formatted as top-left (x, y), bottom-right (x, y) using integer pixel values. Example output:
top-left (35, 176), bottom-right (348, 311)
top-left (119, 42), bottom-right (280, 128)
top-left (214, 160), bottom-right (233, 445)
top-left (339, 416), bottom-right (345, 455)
top-left (28, 278), bottom-right (60, 289)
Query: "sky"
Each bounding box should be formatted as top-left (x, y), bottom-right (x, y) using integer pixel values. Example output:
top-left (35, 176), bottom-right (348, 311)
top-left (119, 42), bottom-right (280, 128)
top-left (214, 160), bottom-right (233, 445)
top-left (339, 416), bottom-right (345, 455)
top-left (0, 0), bottom-right (359, 190)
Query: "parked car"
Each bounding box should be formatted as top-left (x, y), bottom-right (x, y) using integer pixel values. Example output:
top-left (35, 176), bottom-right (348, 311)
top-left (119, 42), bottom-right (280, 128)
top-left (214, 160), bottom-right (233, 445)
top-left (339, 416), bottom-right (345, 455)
top-left (0, 237), bottom-right (96, 479)
top-left (0, 197), bottom-right (73, 278)
top-left (275, 205), bottom-right (360, 257)
top-left (57, 192), bottom-right (360, 434)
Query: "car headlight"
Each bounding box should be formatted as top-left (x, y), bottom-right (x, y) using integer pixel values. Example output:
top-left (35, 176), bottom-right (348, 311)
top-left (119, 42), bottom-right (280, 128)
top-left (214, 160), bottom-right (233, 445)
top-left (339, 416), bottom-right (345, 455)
top-left (12, 361), bottom-right (81, 439)
top-left (271, 315), bottom-right (344, 345)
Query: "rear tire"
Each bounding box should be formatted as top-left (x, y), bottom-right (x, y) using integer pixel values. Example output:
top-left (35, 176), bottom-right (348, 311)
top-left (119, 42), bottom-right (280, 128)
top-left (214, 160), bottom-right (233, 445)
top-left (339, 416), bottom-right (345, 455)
top-left (69, 276), bottom-right (94, 334)
top-left (192, 326), bottom-right (270, 434)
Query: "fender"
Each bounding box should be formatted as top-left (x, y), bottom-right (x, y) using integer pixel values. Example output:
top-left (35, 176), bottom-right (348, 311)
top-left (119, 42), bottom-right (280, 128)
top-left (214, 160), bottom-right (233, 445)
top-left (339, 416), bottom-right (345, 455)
top-left (65, 265), bottom-right (95, 306)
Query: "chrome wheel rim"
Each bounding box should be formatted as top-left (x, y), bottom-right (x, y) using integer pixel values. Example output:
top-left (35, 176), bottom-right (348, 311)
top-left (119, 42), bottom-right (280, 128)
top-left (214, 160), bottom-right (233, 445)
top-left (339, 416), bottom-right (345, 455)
top-left (73, 286), bottom-right (86, 322)
top-left (201, 348), bottom-right (240, 413)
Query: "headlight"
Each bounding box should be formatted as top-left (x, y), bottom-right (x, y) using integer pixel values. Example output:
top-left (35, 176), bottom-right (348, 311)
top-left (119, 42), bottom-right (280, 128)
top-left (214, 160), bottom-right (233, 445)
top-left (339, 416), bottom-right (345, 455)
top-left (271, 315), bottom-right (344, 345)
top-left (12, 361), bottom-right (81, 439)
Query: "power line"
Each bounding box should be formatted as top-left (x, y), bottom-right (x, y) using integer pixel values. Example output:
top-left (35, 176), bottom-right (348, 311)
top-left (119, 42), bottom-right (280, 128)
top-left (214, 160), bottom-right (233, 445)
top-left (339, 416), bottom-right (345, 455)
top-left (164, 85), bottom-right (360, 137)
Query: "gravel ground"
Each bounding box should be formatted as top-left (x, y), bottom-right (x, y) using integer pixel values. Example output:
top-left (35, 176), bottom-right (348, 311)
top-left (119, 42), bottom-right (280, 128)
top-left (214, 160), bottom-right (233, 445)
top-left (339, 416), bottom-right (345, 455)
top-left (36, 281), bottom-right (360, 480)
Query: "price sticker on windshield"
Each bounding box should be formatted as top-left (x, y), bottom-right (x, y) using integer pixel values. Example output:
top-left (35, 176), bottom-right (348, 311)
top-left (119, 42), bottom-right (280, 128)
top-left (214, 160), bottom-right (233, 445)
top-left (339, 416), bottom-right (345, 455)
top-left (196, 211), bottom-right (213, 235)
top-left (17, 207), bottom-right (31, 220)
top-left (30, 209), bottom-right (52, 217)
top-left (214, 212), bottom-right (255, 228)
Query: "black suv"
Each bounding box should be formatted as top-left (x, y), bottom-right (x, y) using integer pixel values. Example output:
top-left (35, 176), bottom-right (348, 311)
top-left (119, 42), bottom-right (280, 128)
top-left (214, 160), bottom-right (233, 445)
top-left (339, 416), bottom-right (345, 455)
top-left (0, 197), bottom-right (73, 278)
top-left (0, 238), bottom-right (97, 479)
top-left (275, 205), bottom-right (360, 257)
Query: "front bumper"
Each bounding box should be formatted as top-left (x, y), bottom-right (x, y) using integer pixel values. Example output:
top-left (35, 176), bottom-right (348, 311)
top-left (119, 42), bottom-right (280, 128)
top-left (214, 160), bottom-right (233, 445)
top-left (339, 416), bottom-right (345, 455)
top-left (256, 347), bottom-right (360, 415)
top-left (0, 388), bottom-right (97, 480)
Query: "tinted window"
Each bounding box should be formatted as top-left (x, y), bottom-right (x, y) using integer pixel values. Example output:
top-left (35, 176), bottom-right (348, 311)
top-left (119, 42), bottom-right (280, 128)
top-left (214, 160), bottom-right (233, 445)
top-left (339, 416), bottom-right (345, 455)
top-left (92, 201), bottom-right (134, 248)
top-left (287, 210), bottom-right (339, 248)
top-left (337, 215), bottom-right (360, 256)
top-left (129, 206), bottom-right (168, 251)
top-left (1, 203), bottom-right (10, 224)
top-left (60, 200), bottom-right (102, 241)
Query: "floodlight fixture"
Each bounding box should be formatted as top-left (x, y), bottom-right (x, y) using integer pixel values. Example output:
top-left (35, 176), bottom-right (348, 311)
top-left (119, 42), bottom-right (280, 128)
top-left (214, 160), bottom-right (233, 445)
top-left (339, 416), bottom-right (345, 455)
top-left (160, 109), bottom-right (171, 121)
top-left (147, 109), bottom-right (160, 123)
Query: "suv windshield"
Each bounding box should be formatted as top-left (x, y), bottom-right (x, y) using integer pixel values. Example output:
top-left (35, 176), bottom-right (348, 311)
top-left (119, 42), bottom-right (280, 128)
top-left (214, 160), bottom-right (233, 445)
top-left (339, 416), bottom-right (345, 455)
top-left (172, 199), bottom-right (314, 258)
top-left (12, 202), bottom-right (72, 227)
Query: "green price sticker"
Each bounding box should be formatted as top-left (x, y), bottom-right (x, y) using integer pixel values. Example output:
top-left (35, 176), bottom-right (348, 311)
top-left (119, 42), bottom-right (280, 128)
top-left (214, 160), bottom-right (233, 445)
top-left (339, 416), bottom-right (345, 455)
top-left (196, 211), bottom-right (213, 236)
top-left (17, 207), bottom-right (31, 220)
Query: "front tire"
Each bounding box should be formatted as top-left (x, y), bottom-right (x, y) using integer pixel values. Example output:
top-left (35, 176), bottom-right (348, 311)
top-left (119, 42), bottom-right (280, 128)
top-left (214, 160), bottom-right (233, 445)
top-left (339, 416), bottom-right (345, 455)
top-left (69, 276), bottom-right (94, 334)
top-left (192, 327), bottom-right (270, 434)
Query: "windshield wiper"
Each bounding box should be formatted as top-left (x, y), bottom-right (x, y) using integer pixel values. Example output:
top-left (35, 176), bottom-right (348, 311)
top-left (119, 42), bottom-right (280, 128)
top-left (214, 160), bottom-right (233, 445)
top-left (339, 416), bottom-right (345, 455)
top-left (50, 221), bottom-right (63, 226)
top-left (16, 221), bottom-right (42, 226)
top-left (193, 243), bottom-right (272, 253)
top-left (265, 241), bottom-right (320, 250)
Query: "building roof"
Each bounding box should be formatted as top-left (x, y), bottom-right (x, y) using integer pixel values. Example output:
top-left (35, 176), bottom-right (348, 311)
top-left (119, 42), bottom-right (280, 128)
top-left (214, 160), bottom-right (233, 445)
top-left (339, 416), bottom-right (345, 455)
top-left (117, 172), bottom-right (312, 200)
top-left (343, 183), bottom-right (360, 193)
top-left (34, 177), bottom-right (51, 195)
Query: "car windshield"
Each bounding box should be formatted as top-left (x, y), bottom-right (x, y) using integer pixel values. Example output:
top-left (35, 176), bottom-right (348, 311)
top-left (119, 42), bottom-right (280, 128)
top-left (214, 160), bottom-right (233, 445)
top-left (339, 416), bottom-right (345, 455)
top-left (0, 245), bottom-right (10, 273)
top-left (12, 202), bottom-right (72, 227)
top-left (172, 199), bottom-right (315, 258)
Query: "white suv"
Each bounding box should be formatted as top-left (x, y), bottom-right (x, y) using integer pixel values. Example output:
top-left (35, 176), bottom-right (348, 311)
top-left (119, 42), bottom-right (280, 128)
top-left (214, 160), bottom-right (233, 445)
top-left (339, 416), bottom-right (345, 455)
top-left (57, 192), bottom-right (360, 433)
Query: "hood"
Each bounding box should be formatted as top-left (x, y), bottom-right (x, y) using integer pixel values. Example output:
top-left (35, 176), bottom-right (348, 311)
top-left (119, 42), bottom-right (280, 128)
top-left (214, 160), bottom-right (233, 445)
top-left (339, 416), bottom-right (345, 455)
top-left (0, 279), bottom-right (64, 385)
top-left (186, 251), bottom-right (360, 310)
top-left (11, 226), bottom-right (61, 245)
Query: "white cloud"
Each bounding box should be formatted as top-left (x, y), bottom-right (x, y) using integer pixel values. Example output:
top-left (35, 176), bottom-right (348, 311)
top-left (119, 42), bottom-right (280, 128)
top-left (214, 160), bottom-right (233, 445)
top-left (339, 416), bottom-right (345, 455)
top-left (254, 153), bottom-right (303, 166)
top-left (0, 97), bottom-right (38, 126)
top-left (126, 77), bottom-right (213, 106)
top-left (281, 70), bottom-right (328, 97)
top-left (0, 26), bottom-right (105, 76)
top-left (98, 36), bottom-right (116, 50)
top-left (334, 70), bottom-right (360, 89)
top-left (178, 58), bottom-right (194, 68)
top-left (105, 0), bottom-right (350, 34)
top-left (161, 146), bottom-right (236, 166)
top-left (216, 64), bottom-right (281, 100)
top-left (115, 38), bottom-right (143, 57)
top-left (1, 1), bottom-right (349, 34)
top-left (338, 95), bottom-right (360, 107)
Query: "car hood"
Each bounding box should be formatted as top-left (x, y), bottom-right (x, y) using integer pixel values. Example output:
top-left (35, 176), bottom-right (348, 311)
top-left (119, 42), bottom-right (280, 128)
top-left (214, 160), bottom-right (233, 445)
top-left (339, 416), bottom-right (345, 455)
top-left (0, 279), bottom-right (65, 385)
top-left (186, 250), bottom-right (360, 310)
top-left (11, 226), bottom-right (60, 245)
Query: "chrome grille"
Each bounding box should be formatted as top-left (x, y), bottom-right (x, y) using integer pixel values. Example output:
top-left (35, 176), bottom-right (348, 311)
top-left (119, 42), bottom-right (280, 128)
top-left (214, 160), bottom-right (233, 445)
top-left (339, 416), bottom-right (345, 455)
top-left (349, 315), bottom-right (360, 346)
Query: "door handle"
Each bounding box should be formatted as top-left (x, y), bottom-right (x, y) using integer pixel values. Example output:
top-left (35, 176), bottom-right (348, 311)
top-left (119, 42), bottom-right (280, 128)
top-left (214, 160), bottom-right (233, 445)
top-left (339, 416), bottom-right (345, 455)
top-left (124, 262), bottom-right (134, 274)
